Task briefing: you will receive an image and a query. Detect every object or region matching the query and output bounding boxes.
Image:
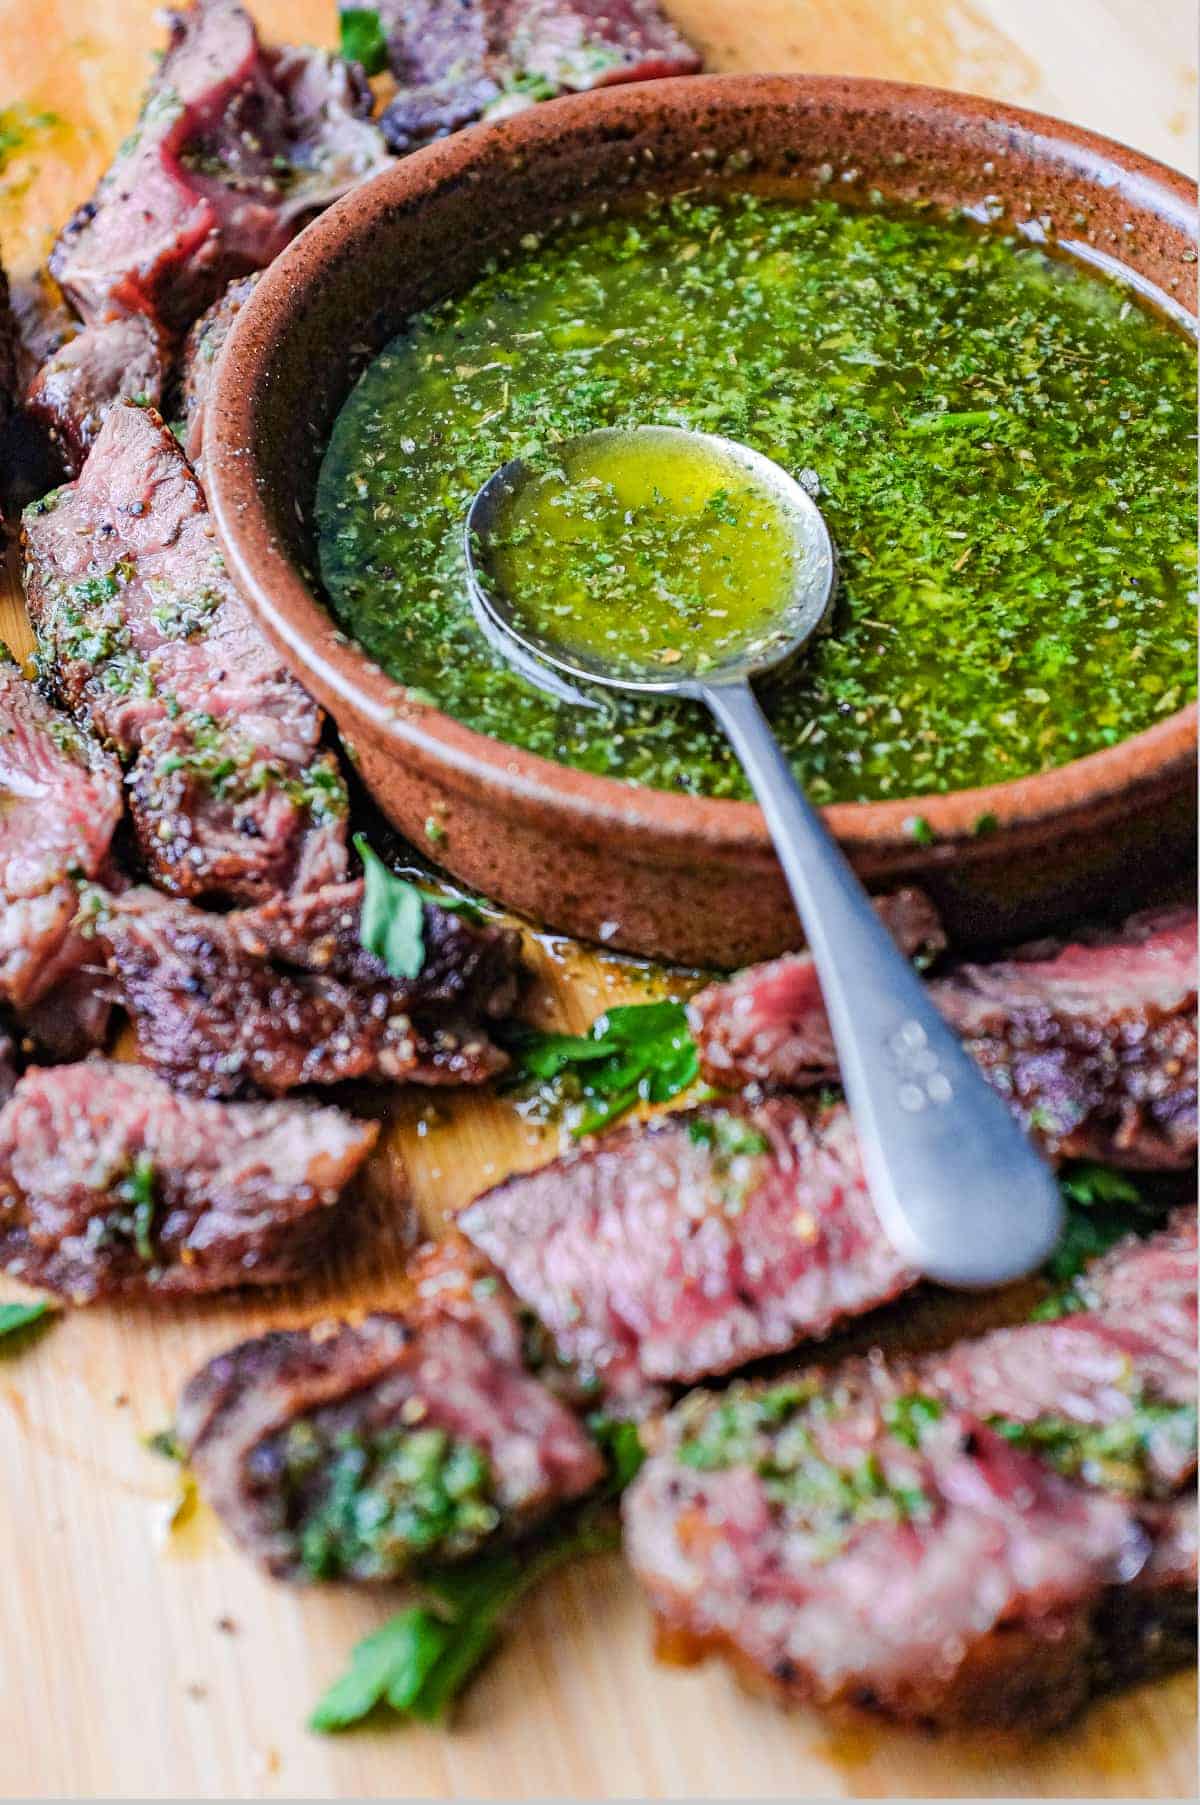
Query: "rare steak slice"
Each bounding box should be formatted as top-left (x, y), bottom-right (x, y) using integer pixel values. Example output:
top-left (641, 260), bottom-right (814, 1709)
top-left (25, 317), bottom-right (167, 478)
top-left (624, 1210), bottom-right (1198, 1731)
top-left (50, 0), bottom-right (389, 334)
top-left (459, 1096), bottom-right (914, 1411)
top-left (177, 1269), bottom-right (605, 1580)
top-left (22, 403), bottom-right (348, 902)
top-left (0, 657), bottom-right (122, 1018)
top-left (0, 1060), bottom-right (377, 1301)
top-left (689, 889), bottom-right (945, 1089)
top-left (624, 1366), bottom-right (1146, 1732)
top-left (179, 272), bottom-right (259, 464)
top-left (922, 1214), bottom-right (1198, 1496)
top-left (691, 908), bottom-right (1198, 1169)
top-left (374, 0), bottom-right (701, 152)
top-left (99, 881), bottom-right (523, 1097)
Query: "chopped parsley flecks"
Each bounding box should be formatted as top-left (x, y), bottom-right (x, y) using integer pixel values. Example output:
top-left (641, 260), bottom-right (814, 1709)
top-left (318, 193), bottom-right (1197, 805)
top-left (988, 1397), bottom-right (1197, 1496)
top-left (284, 1420), bottom-right (501, 1581)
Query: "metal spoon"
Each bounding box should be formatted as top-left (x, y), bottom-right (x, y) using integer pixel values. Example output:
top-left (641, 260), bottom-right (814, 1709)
top-left (465, 425), bottom-right (1063, 1288)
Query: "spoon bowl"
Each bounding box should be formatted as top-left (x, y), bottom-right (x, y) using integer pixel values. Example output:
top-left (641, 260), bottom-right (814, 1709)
top-left (465, 425), bottom-right (837, 697)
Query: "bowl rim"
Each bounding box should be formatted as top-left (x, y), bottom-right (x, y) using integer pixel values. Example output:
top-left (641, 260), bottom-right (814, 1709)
top-left (205, 71), bottom-right (1199, 863)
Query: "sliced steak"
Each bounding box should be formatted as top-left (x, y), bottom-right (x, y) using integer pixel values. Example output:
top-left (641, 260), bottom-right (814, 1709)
top-left (922, 1214), bottom-right (1198, 1497)
top-left (0, 658), bottom-right (122, 1021)
top-left (689, 889), bottom-right (945, 1090)
top-left (375, 0), bottom-right (701, 152)
top-left (692, 908), bottom-right (1197, 1169)
top-left (374, 0), bottom-right (498, 149)
top-left (459, 1096), bottom-right (914, 1411)
top-left (14, 965), bottom-right (117, 1063)
top-left (624, 1365), bottom-right (1147, 1732)
top-left (50, 0), bottom-right (389, 335)
top-left (22, 402), bottom-right (348, 902)
top-left (2, 273), bottom-right (82, 508)
top-left (0, 1031), bottom-right (15, 1107)
top-left (180, 272), bottom-right (259, 464)
top-left (9, 271), bottom-right (79, 389)
top-left (25, 317), bottom-right (167, 478)
top-left (935, 909), bottom-right (1197, 1167)
top-left (0, 259), bottom-right (16, 442)
top-left (624, 1209), bottom-right (1198, 1730)
top-left (177, 1269), bottom-right (605, 1580)
top-left (0, 1060), bottom-right (376, 1302)
top-left (100, 882), bottom-right (523, 1097)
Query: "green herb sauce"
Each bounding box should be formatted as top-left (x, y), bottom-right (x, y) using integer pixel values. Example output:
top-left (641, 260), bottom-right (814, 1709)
top-left (674, 1378), bottom-right (933, 1558)
top-left (281, 1420), bottom-right (500, 1581)
top-left (317, 193), bottom-right (1197, 804)
top-left (988, 1396), bottom-right (1197, 1496)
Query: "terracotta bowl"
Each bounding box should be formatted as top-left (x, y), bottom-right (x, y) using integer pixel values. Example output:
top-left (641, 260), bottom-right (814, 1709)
top-left (205, 74), bottom-right (1197, 969)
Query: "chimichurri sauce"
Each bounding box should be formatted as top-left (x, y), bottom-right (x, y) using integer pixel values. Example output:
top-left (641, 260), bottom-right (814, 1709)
top-left (317, 194), bottom-right (1197, 804)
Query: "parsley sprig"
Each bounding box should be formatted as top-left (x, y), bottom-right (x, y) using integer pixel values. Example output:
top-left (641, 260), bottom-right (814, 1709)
top-left (0, 1299), bottom-right (55, 1348)
top-left (338, 8), bottom-right (389, 76)
top-left (500, 1000), bottom-right (700, 1135)
top-left (309, 1508), bottom-right (619, 1733)
top-left (309, 1417), bottom-right (643, 1733)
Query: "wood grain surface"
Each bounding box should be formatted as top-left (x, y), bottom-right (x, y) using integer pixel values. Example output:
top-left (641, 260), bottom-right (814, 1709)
top-left (0, 2), bottom-right (1196, 1796)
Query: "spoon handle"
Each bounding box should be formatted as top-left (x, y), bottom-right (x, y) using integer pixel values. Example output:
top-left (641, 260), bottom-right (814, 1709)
top-left (701, 679), bottom-right (1063, 1289)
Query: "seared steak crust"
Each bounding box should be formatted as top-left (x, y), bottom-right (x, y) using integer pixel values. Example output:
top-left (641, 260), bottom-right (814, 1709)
top-left (692, 908), bottom-right (1197, 1168)
top-left (25, 317), bottom-right (167, 477)
top-left (100, 882), bottom-right (521, 1097)
top-left (375, 0), bottom-right (701, 152)
top-left (933, 909), bottom-right (1197, 1167)
top-left (179, 272), bottom-right (259, 464)
top-left (177, 1275), bottom-right (605, 1579)
top-left (459, 1096), bottom-right (914, 1411)
top-left (0, 659), bottom-right (122, 1021)
top-left (50, 0), bottom-right (388, 335)
top-left (22, 403), bottom-right (348, 902)
top-left (0, 1061), bottom-right (376, 1301)
top-left (624, 1218), bottom-right (1197, 1730)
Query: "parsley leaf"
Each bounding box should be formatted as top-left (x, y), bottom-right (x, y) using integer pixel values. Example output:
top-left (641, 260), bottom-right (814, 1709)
top-left (501, 1000), bottom-right (700, 1135)
top-left (586, 1412), bottom-right (647, 1493)
top-left (881, 1392), bottom-right (943, 1448)
top-left (309, 1611), bottom-right (452, 1732)
top-left (0, 1299), bottom-right (54, 1347)
top-left (1033, 1162), bottom-right (1167, 1317)
top-left (308, 1510), bottom-right (619, 1733)
top-left (355, 834), bottom-right (426, 979)
top-left (339, 8), bottom-right (389, 77)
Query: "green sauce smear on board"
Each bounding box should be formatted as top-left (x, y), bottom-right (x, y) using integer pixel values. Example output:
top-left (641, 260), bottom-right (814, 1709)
top-left (317, 193), bottom-right (1197, 804)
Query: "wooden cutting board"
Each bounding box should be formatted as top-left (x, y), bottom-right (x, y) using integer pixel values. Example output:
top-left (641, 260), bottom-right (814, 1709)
top-left (0, 2), bottom-right (1196, 1796)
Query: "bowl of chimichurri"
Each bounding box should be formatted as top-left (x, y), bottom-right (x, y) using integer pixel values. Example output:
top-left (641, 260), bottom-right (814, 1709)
top-left (204, 75), bottom-right (1198, 968)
